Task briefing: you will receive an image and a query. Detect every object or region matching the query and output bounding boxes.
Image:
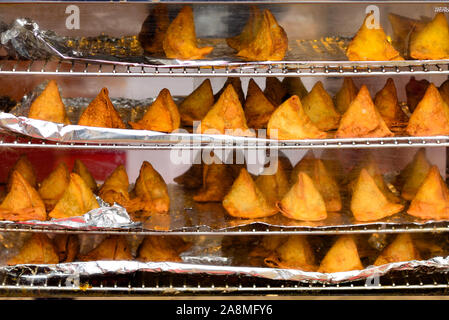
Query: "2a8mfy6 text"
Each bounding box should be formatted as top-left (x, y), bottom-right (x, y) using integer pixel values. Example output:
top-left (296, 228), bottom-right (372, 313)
top-left (176, 304), bottom-right (273, 317)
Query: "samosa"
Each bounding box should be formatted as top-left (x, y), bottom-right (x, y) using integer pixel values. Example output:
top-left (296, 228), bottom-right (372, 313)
top-left (410, 13), bottom-right (449, 60)
top-left (278, 171), bottom-right (327, 221)
top-left (133, 161), bottom-right (170, 214)
top-left (407, 166), bottom-right (449, 220)
top-left (222, 168), bottom-right (278, 219)
top-left (282, 77), bottom-right (308, 100)
top-left (374, 234), bottom-right (420, 266)
top-left (38, 162), bottom-right (70, 211)
top-left (264, 236), bottom-right (317, 271)
top-left (334, 78), bottom-right (358, 114)
top-left (138, 3), bottom-right (170, 54)
top-left (317, 235), bottom-right (364, 273)
top-left (163, 6), bottom-right (213, 59)
top-left (398, 148), bottom-right (431, 200)
top-left (0, 171), bottom-right (46, 221)
top-left (346, 12), bottom-right (404, 61)
top-left (78, 236), bottom-right (132, 261)
top-left (244, 79), bottom-right (276, 129)
top-left (214, 78), bottom-right (245, 106)
top-left (439, 79), bottom-right (449, 106)
top-left (388, 13), bottom-right (427, 57)
top-left (351, 168), bottom-right (404, 222)
top-left (301, 81), bottom-right (340, 131)
top-left (264, 77), bottom-right (287, 107)
top-left (193, 162), bottom-right (234, 202)
top-left (78, 88), bottom-right (126, 129)
top-left (374, 78), bottom-right (408, 127)
top-left (406, 84), bottom-right (449, 136)
top-left (196, 84), bottom-right (253, 137)
top-left (129, 88), bottom-right (180, 133)
top-left (179, 79), bottom-right (214, 126)
top-left (73, 159), bottom-right (97, 193)
top-left (236, 9), bottom-right (288, 61)
top-left (173, 156), bottom-right (203, 189)
top-left (255, 157), bottom-right (290, 207)
top-left (137, 236), bottom-right (190, 262)
top-left (53, 234), bottom-right (79, 263)
top-left (267, 96), bottom-right (327, 140)
top-left (226, 6), bottom-right (263, 52)
top-left (336, 85), bottom-right (393, 138)
top-left (7, 234), bottom-right (59, 265)
top-left (49, 173), bottom-right (99, 219)
top-left (7, 155), bottom-right (37, 191)
top-left (99, 164), bottom-right (142, 213)
top-left (28, 80), bottom-right (70, 124)
top-left (406, 77), bottom-right (430, 112)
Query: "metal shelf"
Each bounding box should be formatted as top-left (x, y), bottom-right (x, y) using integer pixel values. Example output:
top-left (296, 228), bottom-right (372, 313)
top-left (2, 59), bottom-right (449, 77)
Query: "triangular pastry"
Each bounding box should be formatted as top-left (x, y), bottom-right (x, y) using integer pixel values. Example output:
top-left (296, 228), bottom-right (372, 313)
top-left (226, 6), bottom-right (263, 52)
top-left (137, 236), bottom-right (190, 262)
top-left (7, 234), bottom-right (59, 265)
top-left (163, 6), bottom-right (213, 59)
top-left (278, 171), bottom-right (327, 221)
top-left (406, 83), bottom-right (449, 136)
top-left (222, 168), bottom-right (278, 218)
top-left (28, 80), bottom-right (70, 124)
top-left (318, 235), bottom-right (364, 273)
top-left (255, 157), bottom-right (290, 207)
top-left (406, 77), bottom-right (430, 112)
top-left (244, 79), bottom-right (276, 129)
top-left (129, 88), bottom-right (180, 133)
top-left (53, 234), bottom-right (79, 263)
top-left (38, 162), bottom-right (70, 211)
top-left (374, 78), bottom-right (408, 127)
top-left (73, 159), bottom-right (97, 193)
top-left (264, 236), bottom-right (316, 271)
top-left (336, 85), bottom-right (393, 138)
top-left (388, 13), bottom-right (427, 57)
top-left (267, 96), bottom-right (327, 140)
top-left (439, 79), bottom-right (449, 106)
top-left (374, 234), bottom-right (420, 266)
top-left (214, 78), bottom-right (245, 106)
top-left (264, 77), bottom-right (287, 107)
top-left (334, 78), bottom-right (358, 114)
top-left (398, 148), bottom-right (431, 200)
top-left (301, 81), bottom-right (340, 131)
top-left (78, 88), bottom-right (126, 129)
top-left (179, 79), bottom-right (214, 126)
top-left (410, 13), bottom-right (449, 60)
top-left (7, 155), bottom-right (37, 191)
top-left (173, 157), bottom-right (203, 189)
top-left (193, 161), bottom-right (234, 202)
top-left (78, 236), bottom-right (132, 261)
top-left (49, 173), bottom-right (99, 219)
top-left (138, 3), bottom-right (170, 54)
top-left (282, 77), bottom-right (308, 100)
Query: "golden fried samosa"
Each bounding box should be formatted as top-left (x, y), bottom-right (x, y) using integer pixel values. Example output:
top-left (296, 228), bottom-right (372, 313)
top-left (291, 158), bottom-right (342, 212)
top-left (49, 173), bottom-right (99, 219)
top-left (439, 79), bottom-right (449, 107)
top-left (406, 84), bottom-right (449, 136)
top-left (138, 4), bottom-right (170, 54)
top-left (406, 77), bottom-right (430, 112)
top-left (78, 88), bottom-right (126, 129)
top-left (78, 236), bottom-right (132, 261)
top-left (346, 13), bottom-right (403, 61)
top-left (7, 234), bottom-right (59, 265)
top-left (244, 79), bottom-right (276, 129)
top-left (134, 161), bottom-right (170, 214)
top-left (267, 96), bottom-right (327, 140)
top-left (193, 162), bottom-right (234, 202)
top-left (374, 234), bottom-right (420, 266)
top-left (334, 78), bottom-right (358, 114)
top-left (336, 85), bottom-right (393, 138)
top-left (226, 6), bottom-right (263, 52)
top-left (222, 168), bottom-right (278, 219)
top-left (237, 9), bottom-right (288, 61)
top-left (398, 148), bottom-right (431, 201)
top-left (301, 81), bottom-right (340, 131)
top-left (7, 155), bottom-right (37, 191)
top-left (129, 88), bottom-right (180, 133)
top-left (410, 13), bottom-right (449, 60)
top-left (407, 166), bottom-right (449, 220)
top-left (317, 235), bottom-right (364, 273)
top-left (351, 168), bottom-right (404, 222)
top-left (282, 77), bottom-right (308, 100)
top-left (137, 236), bottom-right (190, 262)
top-left (179, 79), bottom-right (214, 126)
top-left (73, 159), bottom-right (97, 193)
top-left (0, 171), bottom-right (46, 221)
top-left (255, 158), bottom-right (290, 206)
top-left (388, 13), bottom-right (427, 57)
top-left (38, 162), bottom-right (70, 211)
top-left (53, 234), bottom-right (79, 263)
top-left (278, 171), bottom-right (327, 221)
top-left (28, 80), bottom-right (70, 125)
top-left (196, 84), bottom-right (253, 136)
top-left (163, 6), bottom-right (213, 59)
top-left (173, 161), bottom-right (203, 189)
top-left (374, 78), bottom-right (408, 127)
top-left (264, 77), bottom-right (287, 107)
top-left (264, 236), bottom-right (316, 271)
top-left (214, 78), bottom-right (245, 107)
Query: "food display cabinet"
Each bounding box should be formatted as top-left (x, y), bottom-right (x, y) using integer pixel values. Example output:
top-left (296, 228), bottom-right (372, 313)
top-left (1, 1), bottom-right (449, 298)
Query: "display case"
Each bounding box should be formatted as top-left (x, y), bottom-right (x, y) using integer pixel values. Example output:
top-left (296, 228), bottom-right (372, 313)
top-left (1, 1), bottom-right (449, 298)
